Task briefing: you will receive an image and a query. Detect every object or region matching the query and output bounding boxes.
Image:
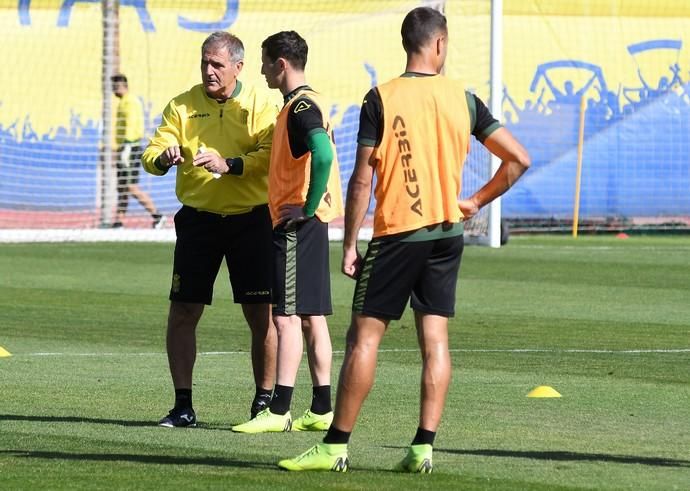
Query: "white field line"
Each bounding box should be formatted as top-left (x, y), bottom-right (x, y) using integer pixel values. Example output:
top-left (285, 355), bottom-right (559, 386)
top-left (17, 348), bottom-right (690, 357)
top-left (508, 244), bottom-right (690, 252)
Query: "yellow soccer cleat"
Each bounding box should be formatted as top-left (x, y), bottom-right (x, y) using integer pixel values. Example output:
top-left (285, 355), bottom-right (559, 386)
top-left (393, 444), bottom-right (433, 473)
top-left (231, 408), bottom-right (291, 433)
top-left (278, 443), bottom-right (349, 472)
top-left (291, 409), bottom-right (334, 431)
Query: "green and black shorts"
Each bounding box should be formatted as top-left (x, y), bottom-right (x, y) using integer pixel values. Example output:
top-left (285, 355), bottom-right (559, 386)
top-left (272, 217), bottom-right (332, 316)
top-left (353, 229), bottom-right (464, 320)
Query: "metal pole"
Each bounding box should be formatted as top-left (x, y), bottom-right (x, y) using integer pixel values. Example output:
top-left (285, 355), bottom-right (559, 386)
top-left (572, 96), bottom-right (587, 237)
top-left (489, 0), bottom-right (503, 247)
top-left (100, 0), bottom-right (119, 227)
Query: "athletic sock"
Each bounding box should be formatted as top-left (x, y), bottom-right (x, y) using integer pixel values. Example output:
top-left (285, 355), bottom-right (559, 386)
top-left (174, 388), bottom-right (192, 409)
top-left (269, 384), bottom-right (294, 415)
top-left (255, 386), bottom-right (272, 399)
top-left (323, 425), bottom-right (351, 445)
top-left (310, 385), bottom-right (332, 414)
top-left (411, 427), bottom-right (436, 446)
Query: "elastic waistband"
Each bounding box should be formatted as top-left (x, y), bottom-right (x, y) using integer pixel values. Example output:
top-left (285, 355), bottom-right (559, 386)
top-left (182, 203), bottom-right (268, 218)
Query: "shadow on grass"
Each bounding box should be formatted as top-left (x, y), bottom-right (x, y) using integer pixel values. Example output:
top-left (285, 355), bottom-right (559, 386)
top-left (0, 413), bottom-right (230, 430)
top-left (0, 449), bottom-right (273, 469)
top-left (434, 448), bottom-right (690, 468)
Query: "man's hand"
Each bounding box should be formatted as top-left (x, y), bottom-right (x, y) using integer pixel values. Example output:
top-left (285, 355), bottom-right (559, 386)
top-left (458, 197), bottom-right (480, 221)
top-left (193, 149), bottom-right (229, 176)
top-left (160, 146), bottom-right (185, 167)
top-left (279, 204), bottom-right (309, 229)
top-left (342, 245), bottom-right (362, 279)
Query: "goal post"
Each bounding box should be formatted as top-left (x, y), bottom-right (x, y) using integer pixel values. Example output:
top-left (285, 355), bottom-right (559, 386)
top-left (488, 0), bottom-right (503, 248)
top-left (101, 0), bottom-right (119, 228)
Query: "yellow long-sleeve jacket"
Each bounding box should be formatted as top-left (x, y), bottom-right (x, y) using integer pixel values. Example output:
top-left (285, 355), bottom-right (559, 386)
top-left (142, 82), bottom-right (278, 215)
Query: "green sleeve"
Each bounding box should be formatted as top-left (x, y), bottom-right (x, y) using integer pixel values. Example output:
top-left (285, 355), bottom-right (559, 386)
top-left (465, 91), bottom-right (477, 132)
top-left (303, 130), bottom-right (333, 217)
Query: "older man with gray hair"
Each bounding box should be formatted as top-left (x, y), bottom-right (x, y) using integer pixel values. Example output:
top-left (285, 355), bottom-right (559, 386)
top-left (142, 31), bottom-right (279, 428)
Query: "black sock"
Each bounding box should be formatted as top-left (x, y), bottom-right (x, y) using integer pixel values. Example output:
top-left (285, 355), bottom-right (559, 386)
top-left (254, 386), bottom-right (272, 399)
top-left (323, 425), bottom-right (351, 445)
top-left (310, 385), bottom-right (332, 414)
top-left (269, 384), bottom-right (293, 415)
top-left (174, 388), bottom-right (192, 409)
top-left (412, 427), bottom-right (436, 446)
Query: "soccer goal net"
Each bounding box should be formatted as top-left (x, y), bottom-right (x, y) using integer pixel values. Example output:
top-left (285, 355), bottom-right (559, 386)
top-left (499, 2), bottom-right (690, 234)
top-left (0, 0), bottom-right (497, 243)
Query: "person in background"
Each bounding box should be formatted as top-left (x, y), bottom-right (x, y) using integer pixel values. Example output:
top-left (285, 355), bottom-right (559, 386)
top-left (111, 73), bottom-right (164, 229)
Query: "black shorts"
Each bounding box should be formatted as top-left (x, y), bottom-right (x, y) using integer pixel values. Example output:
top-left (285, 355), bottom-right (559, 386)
top-left (116, 144), bottom-right (143, 186)
top-left (272, 218), bottom-right (332, 316)
top-left (170, 204), bottom-right (273, 305)
top-left (352, 234), bottom-right (464, 320)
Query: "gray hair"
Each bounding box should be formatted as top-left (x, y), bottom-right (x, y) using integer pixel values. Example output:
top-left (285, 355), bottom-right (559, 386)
top-left (201, 31), bottom-right (244, 62)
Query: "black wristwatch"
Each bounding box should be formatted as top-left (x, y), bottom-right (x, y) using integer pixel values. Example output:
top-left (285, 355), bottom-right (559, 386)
top-left (154, 156), bottom-right (172, 172)
top-left (224, 157), bottom-right (234, 175)
top-left (225, 157), bottom-right (244, 175)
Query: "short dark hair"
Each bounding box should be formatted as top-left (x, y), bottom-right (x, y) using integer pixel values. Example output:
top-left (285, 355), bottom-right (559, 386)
top-left (261, 31), bottom-right (308, 71)
top-left (202, 31), bottom-right (244, 62)
top-left (401, 7), bottom-right (447, 54)
top-left (111, 73), bottom-right (128, 84)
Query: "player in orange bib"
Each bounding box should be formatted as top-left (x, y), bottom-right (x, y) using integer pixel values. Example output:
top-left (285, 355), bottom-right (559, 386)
top-left (232, 31), bottom-right (343, 435)
top-left (279, 7), bottom-right (530, 473)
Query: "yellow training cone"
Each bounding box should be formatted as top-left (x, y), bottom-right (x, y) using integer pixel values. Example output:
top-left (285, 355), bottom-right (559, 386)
top-left (527, 385), bottom-right (561, 398)
top-left (0, 345), bottom-right (12, 358)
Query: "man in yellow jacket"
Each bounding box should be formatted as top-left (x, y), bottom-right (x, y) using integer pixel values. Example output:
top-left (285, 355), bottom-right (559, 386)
top-left (142, 31), bottom-right (279, 428)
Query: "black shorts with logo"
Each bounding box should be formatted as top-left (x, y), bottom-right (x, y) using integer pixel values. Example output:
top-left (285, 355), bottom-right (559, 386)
top-left (170, 204), bottom-right (273, 305)
top-left (272, 217), bottom-right (332, 316)
top-left (352, 234), bottom-right (464, 320)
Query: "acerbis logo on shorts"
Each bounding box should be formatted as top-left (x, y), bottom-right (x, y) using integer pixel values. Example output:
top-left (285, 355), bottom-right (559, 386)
top-left (246, 290), bottom-right (270, 296)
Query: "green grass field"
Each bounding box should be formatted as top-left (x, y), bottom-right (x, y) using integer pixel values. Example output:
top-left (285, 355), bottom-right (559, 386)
top-left (1, 236), bottom-right (689, 490)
